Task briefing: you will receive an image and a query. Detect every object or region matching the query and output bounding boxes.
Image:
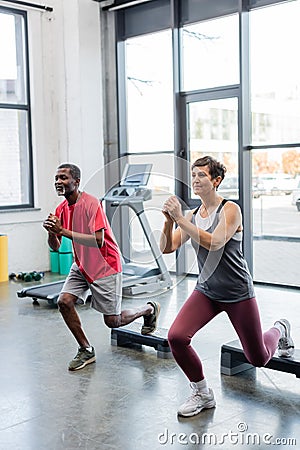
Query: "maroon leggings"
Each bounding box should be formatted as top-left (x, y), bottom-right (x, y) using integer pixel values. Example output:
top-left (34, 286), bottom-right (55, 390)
top-left (168, 290), bottom-right (280, 382)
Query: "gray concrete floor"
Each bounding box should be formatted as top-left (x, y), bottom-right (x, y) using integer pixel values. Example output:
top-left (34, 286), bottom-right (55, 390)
top-left (0, 274), bottom-right (300, 450)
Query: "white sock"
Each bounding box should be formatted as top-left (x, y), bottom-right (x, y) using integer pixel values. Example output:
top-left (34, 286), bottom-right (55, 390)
top-left (86, 346), bottom-right (93, 352)
top-left (193, 378), bottom-right (209, 394)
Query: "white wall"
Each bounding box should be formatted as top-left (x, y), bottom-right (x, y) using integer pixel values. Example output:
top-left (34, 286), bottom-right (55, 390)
top-left (0, 0), bottom-right (105, 273)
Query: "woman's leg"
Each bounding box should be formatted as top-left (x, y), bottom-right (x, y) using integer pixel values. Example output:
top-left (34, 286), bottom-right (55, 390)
top-left (168, 290), bottom-right (221, 381)
top-left (224, 297), bottom-right (280, 367)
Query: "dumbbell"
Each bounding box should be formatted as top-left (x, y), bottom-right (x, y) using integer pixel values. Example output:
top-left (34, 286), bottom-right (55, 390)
top-left (31, 271), bottom-right (44, 281)
top-left (9, 271), bottom-right (44, 282)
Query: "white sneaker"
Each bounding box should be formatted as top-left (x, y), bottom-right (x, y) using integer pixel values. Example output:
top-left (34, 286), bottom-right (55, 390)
top-left (177, 383), bottom-right (216, 417)
top-left (274, 319), bottom-right (295, 358)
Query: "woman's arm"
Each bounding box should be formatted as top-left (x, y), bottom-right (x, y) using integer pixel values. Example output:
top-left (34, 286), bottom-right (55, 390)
top-left (160, 209), bottom-right (193, 254)
top-left (164, 196), bottom-right (242, 251)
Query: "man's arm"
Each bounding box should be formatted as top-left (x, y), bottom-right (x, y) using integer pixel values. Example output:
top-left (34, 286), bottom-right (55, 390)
top-left (43, 214), bottom-right (61, 251)
top-left (44, 215), bottom-right (105, 248)
top-left (47, 232), bottom-right (61, 251)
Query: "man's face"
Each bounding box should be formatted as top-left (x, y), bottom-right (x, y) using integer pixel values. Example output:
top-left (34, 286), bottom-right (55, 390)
top-left (54, 168), bottom-right (79, 197)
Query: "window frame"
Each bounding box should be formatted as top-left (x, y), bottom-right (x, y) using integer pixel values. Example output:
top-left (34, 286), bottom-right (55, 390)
top-left (0, 6), bottom-right (34, 211)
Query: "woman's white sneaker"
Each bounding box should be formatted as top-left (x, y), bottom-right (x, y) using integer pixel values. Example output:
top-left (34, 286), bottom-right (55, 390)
top-left (274, 319), bottom-right (295, 358)
top-left (177, 383), bottom-right (216, 417)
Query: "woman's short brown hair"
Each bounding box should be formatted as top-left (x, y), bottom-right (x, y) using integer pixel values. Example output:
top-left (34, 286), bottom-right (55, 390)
top-left (191, 156), bottom-right (226, 181)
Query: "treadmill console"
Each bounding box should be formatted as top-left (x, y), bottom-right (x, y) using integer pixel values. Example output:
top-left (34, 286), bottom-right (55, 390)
top-left (104, 164), bottom-right (153, 204)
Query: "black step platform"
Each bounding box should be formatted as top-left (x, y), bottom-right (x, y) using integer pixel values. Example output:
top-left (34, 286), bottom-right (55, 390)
top-left (111, 322), bottom-right (172, 359)
top-left (17, 280), bottom-right (65, 306)
top-left (221, 340), bottom-right (300, 378)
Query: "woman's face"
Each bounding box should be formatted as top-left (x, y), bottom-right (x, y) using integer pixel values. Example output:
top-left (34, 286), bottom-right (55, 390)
top-left (191, 165), bottom-right (221, 196)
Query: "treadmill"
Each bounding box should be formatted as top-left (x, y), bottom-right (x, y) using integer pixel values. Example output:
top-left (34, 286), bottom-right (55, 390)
top-left (104, 163), bottom-right (172, 295)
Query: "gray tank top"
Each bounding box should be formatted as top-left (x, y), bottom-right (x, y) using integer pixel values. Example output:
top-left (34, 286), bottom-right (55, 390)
top-left (191, 200), bottom-right (255, 302)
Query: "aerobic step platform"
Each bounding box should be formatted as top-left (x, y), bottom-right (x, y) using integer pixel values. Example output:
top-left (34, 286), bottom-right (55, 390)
top-left (111, 321), bottom-right (172, 359)
top-left (221, 340), bottom-right (300, 378)
top-left (17, 280), bottom-right (66, 306)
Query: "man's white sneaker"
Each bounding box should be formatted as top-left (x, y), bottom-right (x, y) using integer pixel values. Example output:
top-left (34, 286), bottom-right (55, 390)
top-left (177, 383), bottom-right (216, 417)
top-left (274, 319), bottom-right (295, 358)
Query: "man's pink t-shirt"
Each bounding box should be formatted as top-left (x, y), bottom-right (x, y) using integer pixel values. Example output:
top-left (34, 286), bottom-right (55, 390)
top-left (55, 192), bottom-right (121, 283)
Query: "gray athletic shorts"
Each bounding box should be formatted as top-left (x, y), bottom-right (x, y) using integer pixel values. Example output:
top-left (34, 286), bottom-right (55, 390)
top-left (60, 263), bottom-right (122, 315)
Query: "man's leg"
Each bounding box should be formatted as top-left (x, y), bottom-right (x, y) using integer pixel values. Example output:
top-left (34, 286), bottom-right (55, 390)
top-left (57, 292), bottom-right (91, 348)
top-left (103, 301), bottom-right (159, 333)
top-left (58, 264), bottom-right (96, 371)
top-left (91, 273), bottom-right (160, 333)
top-left (58, 292), bottom-right (96, 371)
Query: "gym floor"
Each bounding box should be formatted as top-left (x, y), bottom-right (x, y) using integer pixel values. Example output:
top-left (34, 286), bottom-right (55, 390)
top-left (0, 274), bottom-right (299, 450)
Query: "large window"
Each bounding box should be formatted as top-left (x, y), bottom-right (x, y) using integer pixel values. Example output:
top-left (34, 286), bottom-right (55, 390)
top-left (250, 1), bottom-right (300, 287)
top-left (250, 1), bottom-right (300, 146)
top-left (118, 28), bottom-right (175, 270)
top-left (0, 8), bottom-right (33, 209)
top-left (126, 153), bottom-right (176, 273)
top-left (106, 0), bottom-right (300, 287)
top-left (180, 10), bottom-right (240, 208)
top-left (125, 30), bottom-right (174, 154)
top-left (182, 14), bottom-right (239, 92)
top-left (187, 97), bottom-right (239, 199)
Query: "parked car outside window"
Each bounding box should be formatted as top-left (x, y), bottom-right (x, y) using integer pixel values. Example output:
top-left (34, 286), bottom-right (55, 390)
top-left (259, 174), bottom-right (295, 196)
top-left (291, 178), bottom-right (300, 211)
top-left (218, 176), bottom-right (238, 199)
top-left (217, 175), bottom-right (264, 199)
top-left (252, 176), bottom-right (265, 198)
